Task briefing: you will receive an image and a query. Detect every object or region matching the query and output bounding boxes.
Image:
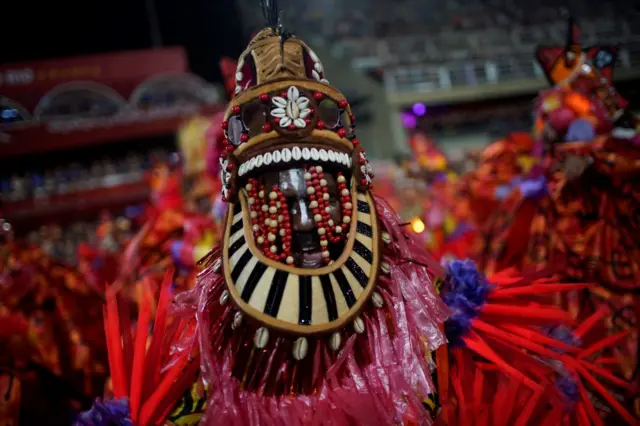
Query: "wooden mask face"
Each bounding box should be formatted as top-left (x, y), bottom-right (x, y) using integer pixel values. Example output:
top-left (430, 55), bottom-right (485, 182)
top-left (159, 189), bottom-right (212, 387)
top-left (217, 29), bottom-right (381, 336)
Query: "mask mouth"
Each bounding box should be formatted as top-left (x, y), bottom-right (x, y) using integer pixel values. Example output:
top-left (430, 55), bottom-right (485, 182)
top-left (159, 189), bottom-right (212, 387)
top-left (236, 143), bottom-right (355, 269)
top-left (237, 142), bottom-right (353, 181)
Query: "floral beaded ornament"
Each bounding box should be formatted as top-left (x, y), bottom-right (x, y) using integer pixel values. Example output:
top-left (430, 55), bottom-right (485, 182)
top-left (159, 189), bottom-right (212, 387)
top-left (216, 0), bottom-right (381, 343)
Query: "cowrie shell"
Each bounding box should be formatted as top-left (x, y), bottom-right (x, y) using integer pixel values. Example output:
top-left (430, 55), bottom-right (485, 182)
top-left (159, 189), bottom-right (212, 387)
top-left (219, 289), bottom-right (229, 305)
top-left (232, 312), bottom-right (243, 330)
top-left (254, 327), bottom-right (270, 349)
top-left (292, 337), bottom-right (309, 361)
top-left (382, 232), bottom-right (392, 244)
top-left (372, 292), bottom-right (384, 308)
top-left (213, 258), bottom-right (222, 273)
top-left (329, 332), bottom-right (342, 351)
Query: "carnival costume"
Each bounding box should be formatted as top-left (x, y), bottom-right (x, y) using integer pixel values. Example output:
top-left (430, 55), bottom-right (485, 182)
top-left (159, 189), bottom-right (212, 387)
top-left (1, 220), bottom-right (108, 425)
top-left (76, 6), bottom-right (639, 426)
top-left (413, 143), bottom-right (474, 261)
top-left (120, 160), bottom-right (218, 293)
top-left (81, 2), bottom-right (450, 423)
top-left (435, 263), bottom-right (637, 425)
top-left (177, 3), bottom-right (454, 421)
top-left (463, 16), bottom-right (640, 400)
top-left (468, 16), bottom-right (640, 289)
top-left (526, 18), bottom-right (640, 293)
top-left (528, 21), bottom-right (640, 389)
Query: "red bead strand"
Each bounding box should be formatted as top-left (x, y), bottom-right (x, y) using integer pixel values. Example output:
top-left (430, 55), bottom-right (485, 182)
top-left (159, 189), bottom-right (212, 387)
top-left (305, 165), bottom-right (352, 264)
top-left (245, 181), bottom-right (294, 263)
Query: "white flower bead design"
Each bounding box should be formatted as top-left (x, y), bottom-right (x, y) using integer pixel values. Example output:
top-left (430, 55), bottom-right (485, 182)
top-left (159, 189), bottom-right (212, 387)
top-left (219, 157), bottom-right (231, 200)
top-left (359, 151), bottom-right (374, 187)
top-left (270, 86), bottom-right (311, 129)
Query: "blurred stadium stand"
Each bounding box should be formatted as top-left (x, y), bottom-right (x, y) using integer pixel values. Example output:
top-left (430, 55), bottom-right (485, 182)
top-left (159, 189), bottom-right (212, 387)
top-left (237, 0), bottom-right (640, 104)
top-left (235, 0), bottom-right (640, 158)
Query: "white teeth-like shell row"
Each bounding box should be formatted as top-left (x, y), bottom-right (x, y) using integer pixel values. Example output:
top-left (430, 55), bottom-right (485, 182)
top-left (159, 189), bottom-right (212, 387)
top-left (238, 147), bottom-right (352, 177)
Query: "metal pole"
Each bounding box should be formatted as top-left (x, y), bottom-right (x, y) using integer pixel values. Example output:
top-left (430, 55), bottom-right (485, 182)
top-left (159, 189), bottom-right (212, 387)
top-left (146, 0), bottom-right (163, 47)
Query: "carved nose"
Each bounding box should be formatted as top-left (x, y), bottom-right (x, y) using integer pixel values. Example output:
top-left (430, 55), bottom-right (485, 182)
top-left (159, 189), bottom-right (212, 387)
top-left (291, 198), bottom-right (315, 232)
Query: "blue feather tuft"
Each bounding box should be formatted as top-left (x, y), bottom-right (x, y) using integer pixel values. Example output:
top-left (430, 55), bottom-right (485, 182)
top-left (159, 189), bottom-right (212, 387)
top-left (442, 260), bottom-right (491, 347)
top-left (74, 398), bottom-right (133, 426)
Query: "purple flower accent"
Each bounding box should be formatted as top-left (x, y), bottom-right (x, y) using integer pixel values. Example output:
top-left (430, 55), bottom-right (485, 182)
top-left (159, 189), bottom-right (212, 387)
top-left (565, 119), bottom-right (596, 142)
top-left (442, 260), bottom-right (491, 347)
top-left (74, 398), bottom-right (133, 426)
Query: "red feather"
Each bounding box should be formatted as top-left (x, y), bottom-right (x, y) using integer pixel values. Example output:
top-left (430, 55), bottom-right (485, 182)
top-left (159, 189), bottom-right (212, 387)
top-left (101, 270), bottom-right (199, 425)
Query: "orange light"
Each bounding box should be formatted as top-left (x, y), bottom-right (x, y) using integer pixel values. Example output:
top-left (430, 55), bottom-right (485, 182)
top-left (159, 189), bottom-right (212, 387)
top-left (411, 217), bottom-right (426, 234)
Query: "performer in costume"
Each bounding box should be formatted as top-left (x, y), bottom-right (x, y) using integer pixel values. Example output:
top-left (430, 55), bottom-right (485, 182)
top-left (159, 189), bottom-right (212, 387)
top-left (461, 131), bottom-right (543, 273)
top-left (81, 2), bottom-right (448, 424)
top-left (77, 6), bottom-right (637, 426)
top-left (178, 2), bottom-right (450, 421)
top-left (466, 15), bottom-right (640, 392)
top-left (470, 15), bottom-right (640, 288)
top-left (535, 14), bottom-right (638, 135)
top-left (528, 16), bottom-right (640, 294)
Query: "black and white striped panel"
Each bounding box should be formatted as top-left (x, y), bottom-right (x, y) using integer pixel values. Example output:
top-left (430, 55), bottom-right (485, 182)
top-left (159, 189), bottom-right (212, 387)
top-left (333, 192), bottom-right (374, 308)
top-left (269, 192), bottom-right (375, 326)
top-left (225, 193), bottom-right (377, 328)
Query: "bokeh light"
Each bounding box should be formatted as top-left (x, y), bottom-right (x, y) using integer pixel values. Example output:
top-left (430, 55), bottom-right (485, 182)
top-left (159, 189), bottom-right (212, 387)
top-left (402, 112), bottom-right (417, 128)
top-left (412, 103), bottom-right (427, 116)
top-left (411, 217), bottom-right (426, 234)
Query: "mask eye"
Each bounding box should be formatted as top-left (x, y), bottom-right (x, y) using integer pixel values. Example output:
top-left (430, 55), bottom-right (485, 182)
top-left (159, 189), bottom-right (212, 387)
top-left (317, 99), bottom-right (340, 129)
top-left (227, 116), bottom-right (244, 146)
top-left (340, 110), bottom-right (352, 129)
top-left (242, 101), bottom-right (268, 136)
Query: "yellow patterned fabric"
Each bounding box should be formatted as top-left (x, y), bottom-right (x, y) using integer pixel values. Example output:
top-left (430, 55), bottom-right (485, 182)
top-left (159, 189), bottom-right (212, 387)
top-left (166, 380), bottom-right (208, 426)
top-left (423, 392), bottom-right (440, 419)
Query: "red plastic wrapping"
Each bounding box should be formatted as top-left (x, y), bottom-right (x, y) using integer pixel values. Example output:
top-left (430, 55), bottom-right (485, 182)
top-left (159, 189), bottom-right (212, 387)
top-left (171, 196), bottom-right (449, 425)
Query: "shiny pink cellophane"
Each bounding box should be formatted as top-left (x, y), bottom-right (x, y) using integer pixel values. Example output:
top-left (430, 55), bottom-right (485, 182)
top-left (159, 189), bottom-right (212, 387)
top-left (172, 197), bottom-right (449, 425)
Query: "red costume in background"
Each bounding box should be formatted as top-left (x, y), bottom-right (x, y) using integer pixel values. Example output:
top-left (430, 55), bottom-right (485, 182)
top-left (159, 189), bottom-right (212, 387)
top-left (464, 17), bottom-right (640, 393)
top-left (79, 7), bottom-right (638, 426)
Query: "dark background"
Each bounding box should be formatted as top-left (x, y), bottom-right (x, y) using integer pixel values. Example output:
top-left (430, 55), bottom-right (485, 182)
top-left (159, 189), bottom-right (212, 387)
top-left (2, 0), bottom-right (246, 83)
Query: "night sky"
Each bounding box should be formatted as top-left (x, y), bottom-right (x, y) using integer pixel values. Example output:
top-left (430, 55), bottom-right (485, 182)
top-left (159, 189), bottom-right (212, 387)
top-left (2, 0), bottom-right (247, 83)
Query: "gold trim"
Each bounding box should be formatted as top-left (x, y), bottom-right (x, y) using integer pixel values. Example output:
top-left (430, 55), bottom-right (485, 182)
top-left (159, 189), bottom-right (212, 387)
top-left (231, 180), bottom-right (362, 275)
top-left (221, 189), bottom-right (380, 335)
top-left (232, 133), bottom-right (354, 160)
